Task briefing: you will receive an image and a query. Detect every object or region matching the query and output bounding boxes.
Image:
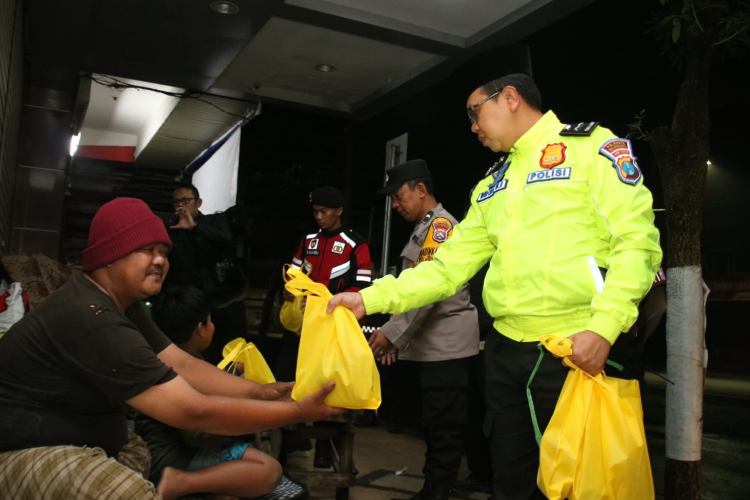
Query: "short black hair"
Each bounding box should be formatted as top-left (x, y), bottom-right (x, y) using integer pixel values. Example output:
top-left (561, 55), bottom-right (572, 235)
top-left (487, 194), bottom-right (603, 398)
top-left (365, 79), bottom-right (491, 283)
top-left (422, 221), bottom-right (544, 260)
top-left (481, 73), bottom-right (542, 111)
top-left (175, 182), bottom-right (200, 200)
top-left (405, 177), bottom-right (434, 195)
top-left (151, 285), bottom-right (209, 345)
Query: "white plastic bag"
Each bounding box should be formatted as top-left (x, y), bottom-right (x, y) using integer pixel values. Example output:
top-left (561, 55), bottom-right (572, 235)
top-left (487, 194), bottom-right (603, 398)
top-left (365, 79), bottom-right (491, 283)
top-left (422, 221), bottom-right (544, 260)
top-left (0, 280), bottom-right (29, 333)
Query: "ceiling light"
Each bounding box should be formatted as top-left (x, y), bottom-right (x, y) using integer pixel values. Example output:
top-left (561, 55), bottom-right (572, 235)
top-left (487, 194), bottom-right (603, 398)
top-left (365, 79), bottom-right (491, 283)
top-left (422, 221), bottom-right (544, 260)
top-left (316, 64), bottom-right (337, 73)
top-left (210, 1), bottom-right (239, 14)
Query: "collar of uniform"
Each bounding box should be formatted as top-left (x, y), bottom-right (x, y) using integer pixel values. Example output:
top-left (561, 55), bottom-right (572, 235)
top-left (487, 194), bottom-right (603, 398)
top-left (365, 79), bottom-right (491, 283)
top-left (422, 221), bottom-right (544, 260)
top-left (510, 110), bottom-right (561, 155)
top-left (321, 226), bottom-right (345, 238)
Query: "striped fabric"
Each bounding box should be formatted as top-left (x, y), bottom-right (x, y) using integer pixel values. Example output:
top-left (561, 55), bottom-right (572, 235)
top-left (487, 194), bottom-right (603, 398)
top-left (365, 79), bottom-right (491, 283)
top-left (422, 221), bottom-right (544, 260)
top-left (0, 431), bottom-right (159, 499)
top-left (356, 268), bottom-right (372, 283)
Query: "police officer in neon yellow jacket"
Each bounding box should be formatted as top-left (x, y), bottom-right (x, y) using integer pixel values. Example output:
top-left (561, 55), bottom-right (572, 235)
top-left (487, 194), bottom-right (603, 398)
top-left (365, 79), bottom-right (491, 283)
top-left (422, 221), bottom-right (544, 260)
top-left (331, 47), bottom-right (662, 500)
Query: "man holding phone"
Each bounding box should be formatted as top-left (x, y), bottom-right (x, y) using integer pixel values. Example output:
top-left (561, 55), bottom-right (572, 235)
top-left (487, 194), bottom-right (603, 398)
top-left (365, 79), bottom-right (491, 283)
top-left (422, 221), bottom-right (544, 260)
top-left (164, 182), bottom-right (248, 365)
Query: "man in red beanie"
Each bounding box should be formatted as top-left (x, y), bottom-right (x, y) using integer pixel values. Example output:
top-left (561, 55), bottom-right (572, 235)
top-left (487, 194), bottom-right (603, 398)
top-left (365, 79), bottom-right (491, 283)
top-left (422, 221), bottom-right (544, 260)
top-left (0, 197), bottom-right (343, 500)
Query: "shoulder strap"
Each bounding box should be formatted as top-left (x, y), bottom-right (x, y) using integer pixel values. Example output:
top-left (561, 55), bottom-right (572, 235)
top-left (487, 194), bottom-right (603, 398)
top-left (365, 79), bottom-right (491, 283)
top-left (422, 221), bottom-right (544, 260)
top-left (560, 121), bottom-right (599, 136)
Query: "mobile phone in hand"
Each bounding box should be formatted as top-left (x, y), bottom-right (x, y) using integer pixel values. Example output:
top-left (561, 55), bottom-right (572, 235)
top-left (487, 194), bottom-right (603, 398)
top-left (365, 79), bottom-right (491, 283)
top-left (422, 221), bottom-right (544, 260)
top-left (153, 211), bottom-right (179, 226)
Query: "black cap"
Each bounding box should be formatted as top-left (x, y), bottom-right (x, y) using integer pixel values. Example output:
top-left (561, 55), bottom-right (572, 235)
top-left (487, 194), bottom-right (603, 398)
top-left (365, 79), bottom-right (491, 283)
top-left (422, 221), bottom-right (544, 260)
top-left (310, 186), bottom-right (345, 208)
top-left (378, 159), bottom-right (431, 195)
top-left (460, 45), bottom-right (532, 96)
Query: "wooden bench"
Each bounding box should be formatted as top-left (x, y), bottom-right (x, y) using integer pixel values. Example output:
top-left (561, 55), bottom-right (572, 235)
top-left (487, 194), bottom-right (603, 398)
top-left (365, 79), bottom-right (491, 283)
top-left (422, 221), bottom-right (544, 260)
top-left (278, 414), bottom-right (357, 500)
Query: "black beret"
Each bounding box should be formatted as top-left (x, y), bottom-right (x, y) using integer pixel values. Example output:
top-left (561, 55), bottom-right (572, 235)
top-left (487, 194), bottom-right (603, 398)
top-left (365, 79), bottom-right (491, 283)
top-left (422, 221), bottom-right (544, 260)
top-left (460, 45), bottom-right (533, 96)
top-left (310, 186), bottom-right (345, 208)
top-left (378, 159), bottom-right (432, 195)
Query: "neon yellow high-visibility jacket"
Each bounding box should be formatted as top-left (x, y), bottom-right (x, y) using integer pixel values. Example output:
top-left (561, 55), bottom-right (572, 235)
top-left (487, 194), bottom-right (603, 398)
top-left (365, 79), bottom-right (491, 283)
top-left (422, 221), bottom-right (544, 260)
top-left (361, 111), bottom-right (662, 344)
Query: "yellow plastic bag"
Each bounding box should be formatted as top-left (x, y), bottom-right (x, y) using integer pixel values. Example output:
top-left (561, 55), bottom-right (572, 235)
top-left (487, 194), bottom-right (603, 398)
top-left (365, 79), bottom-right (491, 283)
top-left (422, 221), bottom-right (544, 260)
top-left (535, 334), bottom-right (654, 500)
top-left (279, 299), bottom-right (304, 334)
top-left (279, 264), bottom-right (306, 335)
top-left (284, 267), bottom-right (381, 409)
top-left (218, 338), bottom-right (276, 384)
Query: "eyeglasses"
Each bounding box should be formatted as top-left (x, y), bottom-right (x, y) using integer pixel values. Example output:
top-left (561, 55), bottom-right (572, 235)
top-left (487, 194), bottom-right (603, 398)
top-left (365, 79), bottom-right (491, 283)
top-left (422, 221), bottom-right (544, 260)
top-left (467, 89), bottom-right (502, 124)
top-left (172, 197), bottom-right (197, 206)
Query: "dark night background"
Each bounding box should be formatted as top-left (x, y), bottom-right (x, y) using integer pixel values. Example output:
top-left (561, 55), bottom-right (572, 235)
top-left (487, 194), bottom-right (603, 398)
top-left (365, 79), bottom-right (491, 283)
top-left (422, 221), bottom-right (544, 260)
top-left (237, 0), bottom-right (750, 371)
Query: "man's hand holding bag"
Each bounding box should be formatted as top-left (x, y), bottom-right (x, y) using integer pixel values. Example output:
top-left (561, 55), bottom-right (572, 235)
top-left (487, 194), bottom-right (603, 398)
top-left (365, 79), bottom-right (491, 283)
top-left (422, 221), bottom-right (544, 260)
top-left (535, 334), bottom-right (654, 500)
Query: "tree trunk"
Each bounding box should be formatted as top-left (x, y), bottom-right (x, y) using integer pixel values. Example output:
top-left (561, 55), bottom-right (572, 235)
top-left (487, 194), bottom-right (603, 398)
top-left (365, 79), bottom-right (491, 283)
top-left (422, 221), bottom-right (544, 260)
top-left (649, 33), bottom-right (713, 500)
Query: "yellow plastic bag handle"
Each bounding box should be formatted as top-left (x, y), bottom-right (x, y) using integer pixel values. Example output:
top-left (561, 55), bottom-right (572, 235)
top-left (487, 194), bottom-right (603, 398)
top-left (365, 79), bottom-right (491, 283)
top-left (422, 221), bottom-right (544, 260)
top-left (540, 334), bottom-right (576, 369)
top-left (540, 334), bottom-right (624, 375)
top-left (284, 266), bottom-right (331, 299)
top-left (217, 339), bottom-right (246, 372)
top-left (217, 337), bottom-right (276, 383)
top-left (282, 263), bottom-right (310, 282)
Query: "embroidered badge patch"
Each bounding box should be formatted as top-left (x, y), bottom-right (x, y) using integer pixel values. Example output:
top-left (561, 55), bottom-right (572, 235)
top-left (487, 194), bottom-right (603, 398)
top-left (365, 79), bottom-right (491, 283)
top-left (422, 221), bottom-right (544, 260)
top-left (477, 180), bottom-right (507, 202)
top-left (431, 218), bottom-right (453, 243)
top-left (331, 241), bottom-right (346, 254)
top-left (599, 139), bottom-right (642, 185)
top-left (476, 163), bottom-right (510, 203)
top-left (540, 143), bottom-right (567, 168)
top-left (527, 167), bottom-right (572, 184)
top-left (308, 239), bottom-right (319, 250)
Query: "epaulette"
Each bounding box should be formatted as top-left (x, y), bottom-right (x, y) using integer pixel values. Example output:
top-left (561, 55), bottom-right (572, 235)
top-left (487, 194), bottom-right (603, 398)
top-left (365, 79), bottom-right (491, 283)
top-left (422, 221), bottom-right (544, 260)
top-left (421, 211), bottom-right (434, 224)
top-left (560, 122), bottom-right (599, 137)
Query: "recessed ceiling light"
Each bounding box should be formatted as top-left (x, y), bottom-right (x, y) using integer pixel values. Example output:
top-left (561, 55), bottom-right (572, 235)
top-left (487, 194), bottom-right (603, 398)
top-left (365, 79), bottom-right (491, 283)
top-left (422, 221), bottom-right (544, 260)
top-left (210, 1), bottom-right (239, 14)
top-left (316, 64), bottom-right (337, 73)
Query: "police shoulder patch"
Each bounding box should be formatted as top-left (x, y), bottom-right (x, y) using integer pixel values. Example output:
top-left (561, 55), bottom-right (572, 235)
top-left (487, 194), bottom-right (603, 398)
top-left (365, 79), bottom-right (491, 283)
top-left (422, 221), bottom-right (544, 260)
top-left (430, 217), bottom-right (453, 243)
top-left (599, 138), bottom-right (642, 185)
top-left (560, 122), bottom-right (599, 137)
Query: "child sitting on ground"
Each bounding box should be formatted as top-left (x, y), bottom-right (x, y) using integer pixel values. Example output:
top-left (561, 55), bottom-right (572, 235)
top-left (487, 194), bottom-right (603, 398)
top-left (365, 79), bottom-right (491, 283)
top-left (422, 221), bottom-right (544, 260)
top-left (135, 285), bottom-right (301, 500)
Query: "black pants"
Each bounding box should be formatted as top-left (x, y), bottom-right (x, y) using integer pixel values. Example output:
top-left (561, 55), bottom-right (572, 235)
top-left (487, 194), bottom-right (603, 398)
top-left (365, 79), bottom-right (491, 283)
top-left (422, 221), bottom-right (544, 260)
top-left (465, 349), bottom-right (492, 479)
top-left (203, 299), bottom-right (248, 365)
top-left (484, 331), bottom-right (568, 500)
top-left (420, 358), bottom-right (470, 487)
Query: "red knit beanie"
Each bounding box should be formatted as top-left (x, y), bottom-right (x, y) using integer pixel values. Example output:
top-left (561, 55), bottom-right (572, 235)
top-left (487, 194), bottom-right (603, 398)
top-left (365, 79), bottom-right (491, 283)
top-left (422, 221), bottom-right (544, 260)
top-left (82, 198), bottom-right (172, 272)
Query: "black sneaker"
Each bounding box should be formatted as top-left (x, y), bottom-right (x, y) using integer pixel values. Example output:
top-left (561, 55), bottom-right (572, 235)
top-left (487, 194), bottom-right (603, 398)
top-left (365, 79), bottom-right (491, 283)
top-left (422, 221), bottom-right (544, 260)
top-left (394, 482), bottom-right (452, 500)
top-left (455, 473), bottom-right (492, 494)
top-left (254, 474), bottom-right (309, 500)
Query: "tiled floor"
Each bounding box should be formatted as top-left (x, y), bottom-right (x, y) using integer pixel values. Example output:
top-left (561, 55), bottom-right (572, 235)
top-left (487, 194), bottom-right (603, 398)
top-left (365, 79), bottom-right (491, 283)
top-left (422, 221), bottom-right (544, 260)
top-left (283, 425), bottom-right (476, 500)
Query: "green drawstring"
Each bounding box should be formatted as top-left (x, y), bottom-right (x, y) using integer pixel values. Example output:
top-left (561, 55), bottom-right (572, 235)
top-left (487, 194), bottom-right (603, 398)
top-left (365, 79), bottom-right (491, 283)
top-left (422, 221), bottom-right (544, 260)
top-left (526, 344), bottom-right (625, 446)
top-left (527, 344), bottom-right (547, 445)
top-left (606, 359), bottom-right (624, 372)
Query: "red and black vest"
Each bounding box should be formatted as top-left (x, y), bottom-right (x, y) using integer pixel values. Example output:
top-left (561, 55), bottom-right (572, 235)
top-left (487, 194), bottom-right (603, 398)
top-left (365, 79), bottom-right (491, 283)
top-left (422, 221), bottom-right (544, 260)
top-left (291, 227), bottom-right (372, 294)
